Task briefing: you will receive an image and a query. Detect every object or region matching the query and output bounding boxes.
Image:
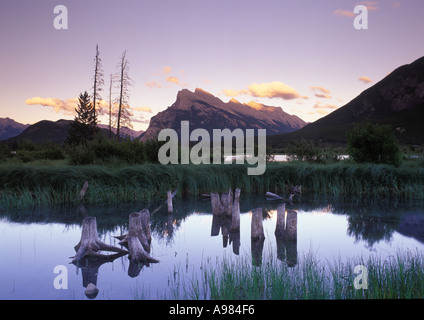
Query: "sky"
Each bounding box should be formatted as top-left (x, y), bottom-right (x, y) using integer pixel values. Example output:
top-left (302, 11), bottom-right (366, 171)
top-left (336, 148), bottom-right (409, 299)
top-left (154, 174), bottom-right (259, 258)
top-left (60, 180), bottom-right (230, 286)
top-left (1, 0), bottom-right (423, 131)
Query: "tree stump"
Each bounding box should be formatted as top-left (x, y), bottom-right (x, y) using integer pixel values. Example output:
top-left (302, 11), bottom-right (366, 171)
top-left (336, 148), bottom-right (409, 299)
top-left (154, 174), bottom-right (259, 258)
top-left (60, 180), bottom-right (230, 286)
top-left (71, 216), bottom-right (128, 264)
top-left (119, 210), bottom-right (159, 264)
top-left (251, 208), bottom-right (265, 241)
top-left (211, 189), bottom-right (233, 216)
top-left (274, 203), bottom-right (286, 237)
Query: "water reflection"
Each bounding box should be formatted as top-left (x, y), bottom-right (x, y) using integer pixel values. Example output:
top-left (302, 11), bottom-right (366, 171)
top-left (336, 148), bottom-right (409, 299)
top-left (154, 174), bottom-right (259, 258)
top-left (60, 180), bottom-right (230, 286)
top-left (1, 194), bottom-right (424, 300)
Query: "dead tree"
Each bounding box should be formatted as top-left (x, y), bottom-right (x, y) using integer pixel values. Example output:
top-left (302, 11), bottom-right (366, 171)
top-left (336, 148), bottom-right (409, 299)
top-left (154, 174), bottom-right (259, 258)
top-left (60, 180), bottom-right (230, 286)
top-left (114, 50), bottom-right (133, 142)
top-left (118, 210), bottom-right (158, 263)
top-left (71, 216), bottom-right (128, 263)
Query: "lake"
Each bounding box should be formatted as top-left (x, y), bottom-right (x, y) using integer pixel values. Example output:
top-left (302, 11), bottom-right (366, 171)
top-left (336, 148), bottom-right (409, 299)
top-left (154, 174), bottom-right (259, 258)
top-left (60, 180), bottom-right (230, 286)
top-left (0, 194), bottom-right (423, 300)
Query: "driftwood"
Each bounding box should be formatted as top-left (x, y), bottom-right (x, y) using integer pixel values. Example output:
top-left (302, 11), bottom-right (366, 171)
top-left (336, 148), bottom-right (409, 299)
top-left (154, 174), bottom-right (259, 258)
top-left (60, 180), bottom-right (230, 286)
top-left (266, 191), bottom-right (282, 200)
top-left (118, 210), bottom-right (159, 264)
top-left (79, 181), bottom-right (89, 201)
top-left (71, 216), bottom-right (128, 263)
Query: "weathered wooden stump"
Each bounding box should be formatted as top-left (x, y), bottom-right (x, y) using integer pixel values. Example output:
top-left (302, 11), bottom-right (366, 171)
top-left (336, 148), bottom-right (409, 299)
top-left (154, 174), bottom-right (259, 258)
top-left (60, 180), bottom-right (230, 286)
top-left (251, 208), bottom-right (265, 241)
top-left (211, 189), bottom-right (233, 217)
top-left (274, 203), bottom-right (286, 237)
top-left (71, 216), bottom-right (128, 263)
top-left (119, 210), bottom-right (159, 264)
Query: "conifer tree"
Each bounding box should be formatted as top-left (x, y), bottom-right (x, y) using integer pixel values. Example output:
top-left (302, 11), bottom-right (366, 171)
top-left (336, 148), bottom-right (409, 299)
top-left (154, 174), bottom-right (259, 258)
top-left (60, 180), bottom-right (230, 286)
top-left (66, 91), bottom-right (96, 145)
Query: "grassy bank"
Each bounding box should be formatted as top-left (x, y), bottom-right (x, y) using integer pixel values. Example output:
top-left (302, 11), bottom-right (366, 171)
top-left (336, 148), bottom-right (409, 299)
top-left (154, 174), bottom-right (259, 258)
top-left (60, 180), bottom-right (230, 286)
top-left (150, 249), bottom-right (424, 300)
top-left (1, 161), bottom-right (424, 210)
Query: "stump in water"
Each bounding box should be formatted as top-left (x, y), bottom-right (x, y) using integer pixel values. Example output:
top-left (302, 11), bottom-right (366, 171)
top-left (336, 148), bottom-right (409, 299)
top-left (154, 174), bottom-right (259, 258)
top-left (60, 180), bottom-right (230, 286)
top-left (251, 208), bottom-right (265, 241)
top-left (274, 203), bottom-right (286, 237)
top-left (72, 216), bottom-right (128, 264)
top-left (211, 189), bottom-right (233, 216)
top-left (119, 210), bottom-right (159, 264)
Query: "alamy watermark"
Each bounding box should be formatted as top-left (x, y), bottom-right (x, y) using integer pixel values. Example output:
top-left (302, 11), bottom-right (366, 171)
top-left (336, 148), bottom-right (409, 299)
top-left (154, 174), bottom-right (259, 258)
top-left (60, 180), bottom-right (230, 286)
top-left (353, 265), bottom-right (368, 290)
top-left (157, 121), bottom-right (267, 175)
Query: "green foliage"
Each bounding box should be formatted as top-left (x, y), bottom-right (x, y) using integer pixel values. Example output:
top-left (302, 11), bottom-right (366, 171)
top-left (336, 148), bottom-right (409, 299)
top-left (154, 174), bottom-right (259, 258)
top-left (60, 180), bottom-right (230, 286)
top-left (347, 121), bottom-right (402, 167)
top-left (286, 139), bottom-right (324, 162)
top-left (66, 135), bottom-right (163, 165)
top-left (66, 91), bottom-right (97, 146)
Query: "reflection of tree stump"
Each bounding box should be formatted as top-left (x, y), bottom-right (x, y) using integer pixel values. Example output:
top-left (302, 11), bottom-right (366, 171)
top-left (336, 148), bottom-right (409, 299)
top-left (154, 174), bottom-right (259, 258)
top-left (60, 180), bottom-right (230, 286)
top-left (274, 203), bottom-right (286, 237)
top-left (119, 210), bottom-right (159, 264)
top-left (71, 216), bottom-right (128, 263)
top-left (230, 188), bottom-right (241, 232)
top-left (275, 209), bottom-right (298, 267)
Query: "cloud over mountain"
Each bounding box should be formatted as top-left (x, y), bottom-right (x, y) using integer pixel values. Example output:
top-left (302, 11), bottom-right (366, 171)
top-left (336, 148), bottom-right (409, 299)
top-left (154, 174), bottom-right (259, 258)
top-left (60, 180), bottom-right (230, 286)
top-left (223, 81), bottom-right (306, 100)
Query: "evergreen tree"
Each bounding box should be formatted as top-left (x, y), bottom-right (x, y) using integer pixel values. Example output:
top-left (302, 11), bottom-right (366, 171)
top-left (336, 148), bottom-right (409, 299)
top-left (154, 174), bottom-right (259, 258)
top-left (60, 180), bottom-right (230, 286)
top-left (66, 91), bottom-right (97, 145)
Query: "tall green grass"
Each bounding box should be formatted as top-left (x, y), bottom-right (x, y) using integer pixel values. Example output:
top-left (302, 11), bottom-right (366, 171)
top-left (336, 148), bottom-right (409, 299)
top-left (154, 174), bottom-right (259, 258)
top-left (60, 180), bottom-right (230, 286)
top-left (1, 161), bottom-right (423, 210)
top-left (148, 249), bottom-right (424, 300)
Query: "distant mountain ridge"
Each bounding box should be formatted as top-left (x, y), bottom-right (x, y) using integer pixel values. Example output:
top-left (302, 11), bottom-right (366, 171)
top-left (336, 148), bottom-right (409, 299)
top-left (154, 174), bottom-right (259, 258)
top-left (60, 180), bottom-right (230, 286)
top-left (268, 55), bottom-right (424, 147)
top-left (0, 117), bottom-right (30, 140)
top-left (4, 119), bottom-right (143, 144)
top-left (141, 88), bottom-right (306, 141)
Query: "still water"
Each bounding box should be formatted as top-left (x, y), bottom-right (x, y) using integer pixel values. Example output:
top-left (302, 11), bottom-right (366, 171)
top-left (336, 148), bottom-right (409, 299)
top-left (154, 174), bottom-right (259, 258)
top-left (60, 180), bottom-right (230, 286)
top-left (0, 195), bottom-right (423, 300)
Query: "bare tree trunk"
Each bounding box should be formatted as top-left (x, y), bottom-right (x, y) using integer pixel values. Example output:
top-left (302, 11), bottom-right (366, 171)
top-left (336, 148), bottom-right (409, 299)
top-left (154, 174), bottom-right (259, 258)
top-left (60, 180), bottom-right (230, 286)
top-left (72, 216), bottom-right (128, 263)
top-left (108, 74), bottom-right (112, 139)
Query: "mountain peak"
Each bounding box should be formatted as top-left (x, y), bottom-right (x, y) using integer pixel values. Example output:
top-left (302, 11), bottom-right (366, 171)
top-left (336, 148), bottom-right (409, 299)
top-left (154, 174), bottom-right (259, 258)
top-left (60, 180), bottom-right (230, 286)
top-left (194, 88), bottom-right (214, 96)
top-left (141, 89), bottom-right (307, 141)
top-left (229, 98), bottom-right (241, 104)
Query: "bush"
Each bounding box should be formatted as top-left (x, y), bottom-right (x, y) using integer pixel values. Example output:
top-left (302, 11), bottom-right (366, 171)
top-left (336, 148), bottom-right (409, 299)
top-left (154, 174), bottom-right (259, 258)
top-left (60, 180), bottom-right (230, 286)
top-left (346, 121), bottom-right (402, 167)
top-left (286, 139), bottom-right (322, 162)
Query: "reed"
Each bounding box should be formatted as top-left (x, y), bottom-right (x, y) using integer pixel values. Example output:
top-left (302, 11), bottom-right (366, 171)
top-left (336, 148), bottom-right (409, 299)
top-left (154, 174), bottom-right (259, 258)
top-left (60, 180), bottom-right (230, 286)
top-left (1, 161), bottom-right (423, 210)
top-left (144, 249), bottom-right (424, 300)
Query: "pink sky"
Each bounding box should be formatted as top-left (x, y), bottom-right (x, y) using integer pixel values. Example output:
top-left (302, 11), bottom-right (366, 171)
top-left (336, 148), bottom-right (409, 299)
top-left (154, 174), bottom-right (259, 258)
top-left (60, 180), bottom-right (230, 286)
top-left (1, 0), bottom-right (423, 131)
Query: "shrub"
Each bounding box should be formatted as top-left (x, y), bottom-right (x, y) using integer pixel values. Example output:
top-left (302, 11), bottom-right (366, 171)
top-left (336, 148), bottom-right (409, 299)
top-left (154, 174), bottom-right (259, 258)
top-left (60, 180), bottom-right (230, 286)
top-left (286, 139), bottom-right (322, 162)
top-left (346, 121), bottom-right (402, 167)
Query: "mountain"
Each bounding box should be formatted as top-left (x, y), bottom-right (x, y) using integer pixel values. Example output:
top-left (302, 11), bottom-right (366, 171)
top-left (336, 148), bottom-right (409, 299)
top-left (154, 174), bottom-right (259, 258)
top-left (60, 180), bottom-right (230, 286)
top-left (268, 56), bottom-right (424, 147)
top-left (0, 117), bottom-right (30, 140)
top-left (9, 119), bottom-right (73, 144)
top-left (140, 88), bottom-right (306, 141)
top-left (7, 119), bottom-right (142, 144)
